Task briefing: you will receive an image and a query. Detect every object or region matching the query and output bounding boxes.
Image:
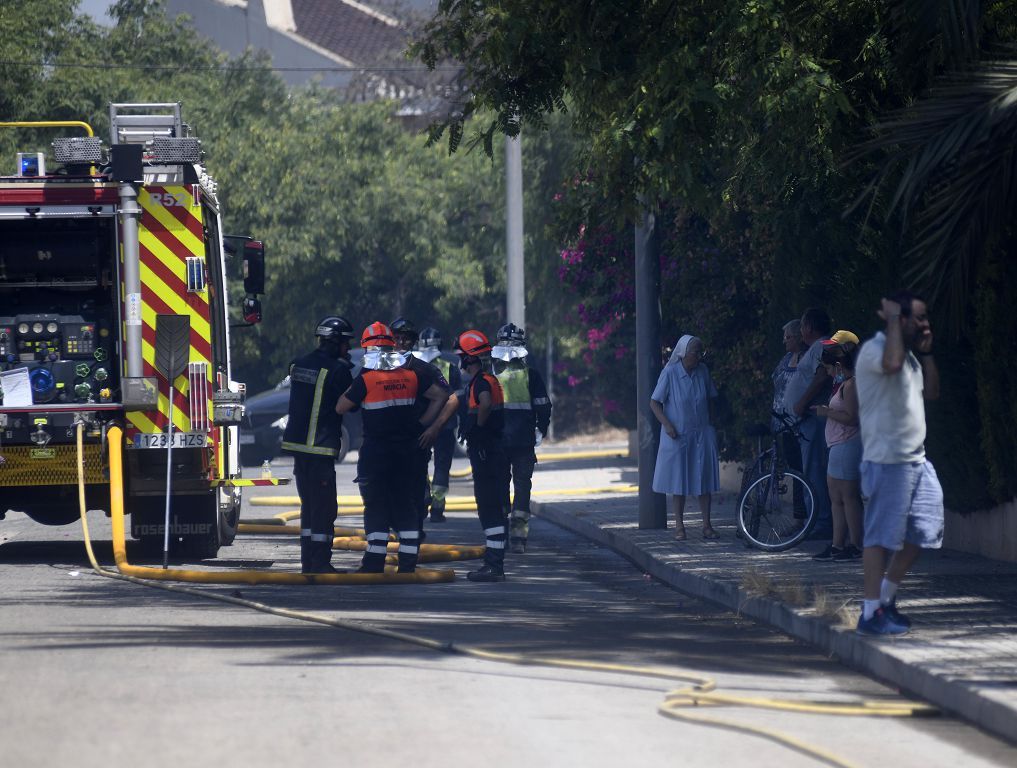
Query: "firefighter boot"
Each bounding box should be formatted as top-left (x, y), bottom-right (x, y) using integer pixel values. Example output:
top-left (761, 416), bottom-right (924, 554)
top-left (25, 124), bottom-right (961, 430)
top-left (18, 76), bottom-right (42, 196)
top-left (305, 541), bottom-right (344, 574)
top-left (356, 552), bottom-right (387, 574)
top-left (430, 485), bottom-right (448, 522)
top-left (397, 530), bottom-right (420, 573)
top-left (509, 509), bottom-right (529, 553)
top-left (467, 546), bottom-right (506, 582)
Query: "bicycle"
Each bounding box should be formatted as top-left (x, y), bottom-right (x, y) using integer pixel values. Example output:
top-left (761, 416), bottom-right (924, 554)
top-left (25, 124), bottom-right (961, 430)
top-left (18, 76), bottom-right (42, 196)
top-left (737, 411), bottom-right (816, 551)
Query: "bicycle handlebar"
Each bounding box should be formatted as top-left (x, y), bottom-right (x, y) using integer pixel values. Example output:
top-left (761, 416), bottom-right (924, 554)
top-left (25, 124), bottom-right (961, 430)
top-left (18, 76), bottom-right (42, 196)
top-left (771, 409), bottom-right (808, 441)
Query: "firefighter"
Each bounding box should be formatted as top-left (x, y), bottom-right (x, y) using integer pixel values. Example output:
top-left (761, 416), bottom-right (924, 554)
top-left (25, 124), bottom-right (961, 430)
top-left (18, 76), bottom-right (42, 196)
top-left (337, 322), bottom-right (450, 573)
top-left (412, 326), bottom-right (462, 522)
top-left (493, 323), bottom-right (552, 554)
top-left (455, 329), bottom-right (510, 582)
top-left (281, 316), bottom-right (356, 574)
top-left (390, 318), bottom-right (458, 537)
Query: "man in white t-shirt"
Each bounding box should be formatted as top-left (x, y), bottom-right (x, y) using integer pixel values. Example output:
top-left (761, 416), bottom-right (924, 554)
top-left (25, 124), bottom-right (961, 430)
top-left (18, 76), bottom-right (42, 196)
top-left (854, 291), bottom-right (942, 636)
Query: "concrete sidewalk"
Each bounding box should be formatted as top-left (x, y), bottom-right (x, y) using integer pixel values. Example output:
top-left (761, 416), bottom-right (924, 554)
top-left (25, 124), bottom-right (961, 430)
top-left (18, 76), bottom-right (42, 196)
top-left (532, 489), bottom-right (1017, 746)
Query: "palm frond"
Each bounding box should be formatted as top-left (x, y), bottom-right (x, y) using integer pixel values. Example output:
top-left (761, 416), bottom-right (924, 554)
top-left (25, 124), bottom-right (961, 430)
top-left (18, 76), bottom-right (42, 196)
top-left (890, 0), bottom-right (982, 69)
top-left (849, 61), bottom-right (1017, 330)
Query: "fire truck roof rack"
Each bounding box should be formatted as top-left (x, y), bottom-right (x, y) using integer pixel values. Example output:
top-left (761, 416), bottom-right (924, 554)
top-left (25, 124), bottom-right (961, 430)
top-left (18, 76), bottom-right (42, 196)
top-left (109, 102), bottom-right (189, 146)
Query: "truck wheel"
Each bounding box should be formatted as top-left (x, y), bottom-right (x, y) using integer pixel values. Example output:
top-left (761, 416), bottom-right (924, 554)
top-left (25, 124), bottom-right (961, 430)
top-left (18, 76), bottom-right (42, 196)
top-left (218, 486), bottom-right (241, 546)
top-left (182, 522), bottom-right (221, 560)
top-left (178, 492), bottom-right (222, 560)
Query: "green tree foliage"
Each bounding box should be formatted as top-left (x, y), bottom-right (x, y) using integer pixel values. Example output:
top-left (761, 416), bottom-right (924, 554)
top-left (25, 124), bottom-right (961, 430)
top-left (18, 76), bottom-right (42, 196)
top-left (0, 0), bottom-right (519, 396)
top-left (215, 92), bottom-right (508, 388)
top-left (416, 0), bottom-right (1017, 509)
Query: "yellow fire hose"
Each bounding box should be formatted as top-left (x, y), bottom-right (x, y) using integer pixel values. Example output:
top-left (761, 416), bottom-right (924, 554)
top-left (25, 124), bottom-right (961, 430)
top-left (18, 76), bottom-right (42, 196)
top-left (78, 425), bottom-right (453, 585)
top-left (237, 523), bottom-right (367, 536)
top-left (73, 425), bottom-right (936, 767)
top-left (448, 447), bottom-right (630, 478)
top-left (235, 522), bottom-right (485, 563)
top-left (249, 485), bottom-right (638, 510)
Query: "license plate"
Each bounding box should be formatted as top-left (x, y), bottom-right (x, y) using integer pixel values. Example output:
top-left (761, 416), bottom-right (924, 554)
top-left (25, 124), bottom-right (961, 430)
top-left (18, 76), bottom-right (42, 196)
top-left (239, 433), bottom-right (256, 445)
top-left (132, 432), bottom-right (208, 449)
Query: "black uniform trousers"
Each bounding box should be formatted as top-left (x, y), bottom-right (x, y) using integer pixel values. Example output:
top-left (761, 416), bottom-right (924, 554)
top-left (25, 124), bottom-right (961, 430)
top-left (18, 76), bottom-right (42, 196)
top-left (293, 453), bottom-right (338, 572)
top-left (357, 440), bottom-right (419, 573)
top-left (504, 445), bottom-right (537, 541)
top-left (468, 442), bottom-right (510, 570)
top-left (431, 428), bottom-right (456, 490)
top-left (413, 444), bottom-right (432, 532)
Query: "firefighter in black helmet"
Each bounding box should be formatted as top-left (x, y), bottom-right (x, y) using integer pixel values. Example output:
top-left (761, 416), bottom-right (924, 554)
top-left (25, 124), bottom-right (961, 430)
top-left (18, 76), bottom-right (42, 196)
top-left (413, 326), bottom-right (462, 522)
top-left (493, 323), bottom-right (552, 554)
top-left (455, 329), bottom-right (510, 582)
top-left (390, 317), bottom-right (458, 539)
top-left (281, 315), bottom-right (355, 574)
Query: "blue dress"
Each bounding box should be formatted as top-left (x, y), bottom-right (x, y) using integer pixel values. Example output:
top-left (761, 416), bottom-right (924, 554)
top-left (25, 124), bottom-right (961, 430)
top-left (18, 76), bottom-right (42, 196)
top-left (651, 363), bottom-right (721, 496)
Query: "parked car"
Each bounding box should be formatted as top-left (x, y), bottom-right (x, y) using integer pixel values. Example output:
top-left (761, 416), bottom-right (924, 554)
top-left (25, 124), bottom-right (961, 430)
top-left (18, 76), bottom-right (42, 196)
top-left (238, 375), bottom-right (363, 466)
top-left (238, 351), bottom-right (464, 466)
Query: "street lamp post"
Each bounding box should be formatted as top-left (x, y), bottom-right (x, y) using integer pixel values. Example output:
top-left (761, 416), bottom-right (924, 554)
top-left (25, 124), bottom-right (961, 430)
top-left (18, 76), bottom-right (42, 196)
top-left (505, 133), bottom-right (525, 327)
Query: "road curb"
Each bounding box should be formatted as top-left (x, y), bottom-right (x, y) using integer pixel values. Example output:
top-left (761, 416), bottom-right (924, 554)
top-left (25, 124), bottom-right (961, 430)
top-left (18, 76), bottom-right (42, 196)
top-left (534, 500), bottom-right (1017, 747)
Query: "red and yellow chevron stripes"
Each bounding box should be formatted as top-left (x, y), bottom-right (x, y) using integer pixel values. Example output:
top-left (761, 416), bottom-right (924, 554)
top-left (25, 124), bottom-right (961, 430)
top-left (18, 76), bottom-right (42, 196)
top-left (124, 186), bottom-right (214, 445)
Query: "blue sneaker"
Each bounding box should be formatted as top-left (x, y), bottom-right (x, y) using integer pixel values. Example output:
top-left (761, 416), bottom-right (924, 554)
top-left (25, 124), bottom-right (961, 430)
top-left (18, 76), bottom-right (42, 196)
top-left (883, 599), bottom-right (912, 628)
top-left (856, 607), bottom-right (910, 636)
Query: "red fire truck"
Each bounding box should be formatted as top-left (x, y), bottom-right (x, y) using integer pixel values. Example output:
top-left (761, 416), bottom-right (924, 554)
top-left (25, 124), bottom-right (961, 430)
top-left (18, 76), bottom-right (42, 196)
top-left (0, 103), bottom-right (265, 558)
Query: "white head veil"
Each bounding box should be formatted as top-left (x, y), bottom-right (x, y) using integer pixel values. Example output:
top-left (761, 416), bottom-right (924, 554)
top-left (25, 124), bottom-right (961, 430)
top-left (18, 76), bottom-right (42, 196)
top-left (666, 334), bottom-right (700, 366)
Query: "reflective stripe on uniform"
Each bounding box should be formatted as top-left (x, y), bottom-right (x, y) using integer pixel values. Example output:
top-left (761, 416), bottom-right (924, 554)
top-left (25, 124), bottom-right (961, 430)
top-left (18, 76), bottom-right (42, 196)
top-left (532, 397), bottom-right (550, 405)
top-left (360, 397), bottom-right (415, 409)
top-left (484, 526), bottom-right (506, 536)
top-left (435, 358), bottom-right (452, 380)
top-left (496, 366), bottom-right (531, 407)
top-left (399, 530), bottom-right (420, 539)
top-left (367, 544), bottom-right (388, 554)
top-left (301, 528), bottom-right (312, 536)
top-left (305, 368), bottom-right (329, 446)
top-left (486, 539), bottom-right (506, 549)
top-left (399, 544), bottom-right (419, 554)
top-left (366, 532), bottom-right (389, 542)
top-left (310, 533), bottom-right (330, 542)
top-left (281, 441), bottom-right (337, 457)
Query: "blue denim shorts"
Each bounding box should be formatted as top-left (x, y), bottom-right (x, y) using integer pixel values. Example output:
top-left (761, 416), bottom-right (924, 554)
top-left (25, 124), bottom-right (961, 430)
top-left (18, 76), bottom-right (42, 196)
top-left (827, 436), bottom-right (862, 481)
top-left (860, 460), bottom-right (944, 550)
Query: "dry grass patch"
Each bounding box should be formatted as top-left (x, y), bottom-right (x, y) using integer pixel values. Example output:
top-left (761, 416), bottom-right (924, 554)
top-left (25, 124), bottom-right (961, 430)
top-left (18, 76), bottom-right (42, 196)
top-left (740, 568), bottom-right (854, 625)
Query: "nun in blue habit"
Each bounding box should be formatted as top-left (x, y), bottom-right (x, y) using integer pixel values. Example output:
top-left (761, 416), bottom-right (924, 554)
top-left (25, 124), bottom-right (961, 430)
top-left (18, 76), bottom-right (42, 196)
top-left (649, 334), bottom-right (721, 540)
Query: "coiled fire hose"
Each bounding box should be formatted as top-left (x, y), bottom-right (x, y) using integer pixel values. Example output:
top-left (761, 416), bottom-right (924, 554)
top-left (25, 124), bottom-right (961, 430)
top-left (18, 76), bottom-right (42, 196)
top-left (73, 424), bottom-right (936, 768)
top-left (77, 424), bottom-right (453, 584)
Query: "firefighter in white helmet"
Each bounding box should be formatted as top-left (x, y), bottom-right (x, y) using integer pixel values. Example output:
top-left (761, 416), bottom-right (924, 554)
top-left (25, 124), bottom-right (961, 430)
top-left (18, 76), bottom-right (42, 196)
top-left (412, 326), bottom-right (462, 523)
top-left (492, 323), bottom-right (552, 554)
top-left (391, 318), bottom-right (457, 539)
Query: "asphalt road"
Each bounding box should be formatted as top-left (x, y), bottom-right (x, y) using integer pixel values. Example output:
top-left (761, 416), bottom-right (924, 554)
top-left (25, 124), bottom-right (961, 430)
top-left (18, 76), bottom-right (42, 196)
top-left (1, 451), bottom-right (1015, 768)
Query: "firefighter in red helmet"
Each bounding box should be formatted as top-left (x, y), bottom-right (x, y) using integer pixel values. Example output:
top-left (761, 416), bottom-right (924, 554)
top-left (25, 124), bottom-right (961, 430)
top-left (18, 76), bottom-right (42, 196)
top-left (454, 329), bottom-right (511, 581)
top-left (337, 322), bottom-right (450, 573)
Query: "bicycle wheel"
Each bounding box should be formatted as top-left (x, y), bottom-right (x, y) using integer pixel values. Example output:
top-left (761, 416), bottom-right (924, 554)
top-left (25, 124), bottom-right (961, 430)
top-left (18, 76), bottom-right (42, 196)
top-left (737, 470), bottom-right (816, 551)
